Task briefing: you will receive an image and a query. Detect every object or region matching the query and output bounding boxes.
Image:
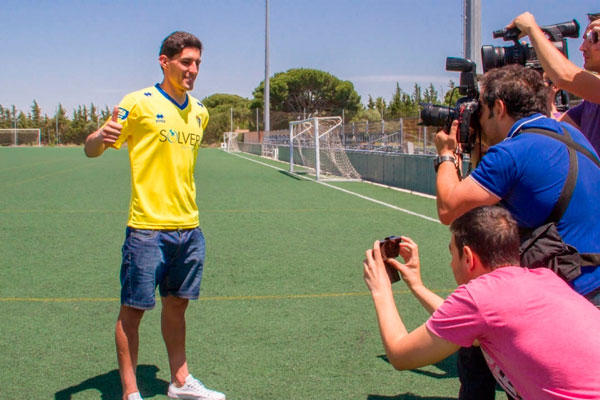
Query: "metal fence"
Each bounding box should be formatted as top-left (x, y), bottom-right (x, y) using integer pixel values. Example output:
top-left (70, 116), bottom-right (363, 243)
top-left (242, 117), bottom-right (437, 155)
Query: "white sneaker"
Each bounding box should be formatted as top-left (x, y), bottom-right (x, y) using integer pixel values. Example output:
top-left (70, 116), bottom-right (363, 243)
top-left (127, 393), bottom-right (144, 400)
top-left (167, 374), bottom-right (226, 400)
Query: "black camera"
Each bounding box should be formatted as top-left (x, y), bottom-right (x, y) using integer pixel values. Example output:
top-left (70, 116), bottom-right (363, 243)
top-left (380, 236), bottom-right (402, 258)
top-left (379, 236), bottom-right (402, 283)
top-left (481, 19), bottom-right (580, 73)
top-left (419, 57), bottom-right (480, 153)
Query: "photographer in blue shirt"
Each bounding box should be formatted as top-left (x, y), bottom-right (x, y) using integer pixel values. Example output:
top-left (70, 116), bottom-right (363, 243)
top-left (434, 64), bottom-right (600, 399)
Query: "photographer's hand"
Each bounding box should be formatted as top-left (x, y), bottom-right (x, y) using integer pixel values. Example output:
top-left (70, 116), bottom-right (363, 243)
top-left (508, 12), bottom-right (539, 38)
top-left (363, 240), bottom-right (393, 296)
top-left (434, 120), bottom-right (458, 157)
top-left (385, 236), bottom-right (423, 289)
top-left (385, 237), bottom-right (445, 315)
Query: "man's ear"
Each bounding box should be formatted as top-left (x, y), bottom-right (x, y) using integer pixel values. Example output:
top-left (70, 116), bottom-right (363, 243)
top-left (463, 245), bottom-right (487, 277)
top-left (159, 54), bottom-right (168, 70)
top-left (494, 99), bottom-right (507, 119)
top-left (462, 245), bottom-right (477, 273)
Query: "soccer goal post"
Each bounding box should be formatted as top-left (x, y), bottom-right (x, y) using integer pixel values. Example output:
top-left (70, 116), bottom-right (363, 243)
top-left (289, 117), bottom-right (360, 181)
top-left (0, 129), bottom-right (41, 146)
top-left (222, 131), bottom-right (240, 153)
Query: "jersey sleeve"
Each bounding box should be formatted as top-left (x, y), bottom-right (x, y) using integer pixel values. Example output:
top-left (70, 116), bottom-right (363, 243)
top-left (469, 145), bottom-right (518, 199)
top-left (202, 108), bottom-right (210, 131)
top-left (425, 285), bottom-right (485, 347)
top-left (110, 93), bottom-right (139, 149)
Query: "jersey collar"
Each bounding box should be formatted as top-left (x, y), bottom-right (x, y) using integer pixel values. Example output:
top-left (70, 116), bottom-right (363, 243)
top-left (154, 83), bottom-right (189, 110)
top-left (507, 114), bottom-right (546, 139)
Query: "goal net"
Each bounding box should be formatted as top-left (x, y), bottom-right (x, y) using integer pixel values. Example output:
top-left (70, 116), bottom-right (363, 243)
top-left (289, 117), bottom-right (360, 181)
top-left (222, 131), bottom-right (240, 153)
top-left (0, 129), bottom-right (41, 146)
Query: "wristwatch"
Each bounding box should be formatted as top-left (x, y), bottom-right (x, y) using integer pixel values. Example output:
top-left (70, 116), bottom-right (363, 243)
top-left (434, 155), bottom-right (457, 172)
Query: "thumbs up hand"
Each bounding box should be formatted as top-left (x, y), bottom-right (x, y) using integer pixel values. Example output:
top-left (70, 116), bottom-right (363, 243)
top-left (98, 105), bottom-right (123, 144)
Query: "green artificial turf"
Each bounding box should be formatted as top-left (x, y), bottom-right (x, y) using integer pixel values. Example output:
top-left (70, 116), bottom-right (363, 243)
top-left (0, 147), bottom-right (508, 399)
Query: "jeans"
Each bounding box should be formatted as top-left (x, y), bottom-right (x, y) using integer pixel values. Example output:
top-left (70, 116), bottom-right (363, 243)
top-left (120, 227), bottom-right (206, 309)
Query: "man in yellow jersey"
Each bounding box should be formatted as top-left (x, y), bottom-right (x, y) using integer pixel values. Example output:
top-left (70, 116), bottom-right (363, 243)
top-left (84, 31), bottom-right (225, 400)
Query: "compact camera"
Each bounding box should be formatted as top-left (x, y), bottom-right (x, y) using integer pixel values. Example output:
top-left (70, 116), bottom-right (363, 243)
top-left (379, 236), bottom-right (402, 283)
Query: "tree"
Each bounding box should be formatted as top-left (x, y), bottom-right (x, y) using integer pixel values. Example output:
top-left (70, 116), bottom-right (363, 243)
top-left (99, 106), bottom-right (112, 122)
top-left (374, 97), bottom-right (386, 120)
top-left (66, 105), bottom-right (96, 144)
top-left (252, 68), bottom-right (361, 119)
top-left (41, 114), bottom-right (52, 144)
top-left (423, 83), bottom-right (440, 104)
top-left (201, 93), bottom-right (252, 144)
top-left (388, 84), bottom-right (403, 118)
top-left (412, 83), bottom-right (422, 105)
top-left (367, 95), bottom-right (376, 110)
top-left (54, 103), bottom-right (69, 144)
top-left (17, 111), bottom-right (27, 129)
top-left (350, 108), bottom-right (383, 123)
top-left (443, 80), bottom-right (461, 106)
top-left (30, 100), bottom-right (42, 128)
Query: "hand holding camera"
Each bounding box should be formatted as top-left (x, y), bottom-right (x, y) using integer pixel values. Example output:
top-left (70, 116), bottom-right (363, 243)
top-left (382, 236), bottom-right (423, 290)
top-left (363, 237), bottom-right (403, 294)
top-left (364, 235), bottom-right (424, 299)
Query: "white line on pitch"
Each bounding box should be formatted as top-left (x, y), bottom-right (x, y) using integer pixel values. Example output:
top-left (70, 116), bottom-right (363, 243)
top-left (228, 152), bottom-right (440, 224)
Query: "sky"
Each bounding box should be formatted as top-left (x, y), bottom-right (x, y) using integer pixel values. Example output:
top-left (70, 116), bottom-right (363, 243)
top-left (1, 0), bottom-right (598, 117)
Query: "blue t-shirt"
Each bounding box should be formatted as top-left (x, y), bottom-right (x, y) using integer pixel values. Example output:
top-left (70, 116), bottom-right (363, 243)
top-left (471, 114), bottom-right (600, 295)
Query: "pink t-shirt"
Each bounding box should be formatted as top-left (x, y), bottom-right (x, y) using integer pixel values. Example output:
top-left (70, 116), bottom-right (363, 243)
top-left (426, 267), bottom-right (600, 400)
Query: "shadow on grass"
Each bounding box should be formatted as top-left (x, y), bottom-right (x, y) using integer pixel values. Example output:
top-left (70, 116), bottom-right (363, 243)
top-left (377, 353), bottom-right (458, 379)
top-left (278, 170), bottom-right (310, 180)
top-left (367, 394), bottom-right (455, 400)
top-left (55, 364), bottom-right (169, 400)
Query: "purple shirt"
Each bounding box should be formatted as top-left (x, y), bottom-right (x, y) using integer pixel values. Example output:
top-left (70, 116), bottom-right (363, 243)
top-left (566, 100), bottom-right (600, 155)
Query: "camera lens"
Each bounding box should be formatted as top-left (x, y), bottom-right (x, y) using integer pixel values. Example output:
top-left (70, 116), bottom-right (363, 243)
top-left (481, 45), bottom-right (506, 73)
top-left (419, 103), bottom-right (455, 127)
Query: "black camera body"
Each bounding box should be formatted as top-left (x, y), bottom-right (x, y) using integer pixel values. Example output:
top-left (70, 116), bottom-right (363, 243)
top-left (419, 57), bottom-right (480, 153)
top-left (481, 19), bottom-right (580, 73)
top-left (379, 236), bottom-right (402, 283)
top-left (379, 235), bottom-right (402, 258)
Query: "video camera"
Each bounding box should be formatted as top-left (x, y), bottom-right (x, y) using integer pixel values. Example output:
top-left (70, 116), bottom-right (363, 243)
top-left (481, 19), bottom-right (580, 113)
top-left (481, 20), bottom-right (580, 73)
top-left (419, 57), bottom-right (480, 153)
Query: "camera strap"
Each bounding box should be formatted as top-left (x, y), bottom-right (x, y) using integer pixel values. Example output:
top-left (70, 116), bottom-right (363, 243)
top-left (518, 126), bottom-right (600, 224)
top-left (516, 126), bottom-right (600, 281)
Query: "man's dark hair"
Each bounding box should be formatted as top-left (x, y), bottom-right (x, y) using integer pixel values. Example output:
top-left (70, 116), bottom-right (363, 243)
top-left (159, 31), bottom-right (203, 58)
top-left (479, 64), bottom-right (548, 120)
top-left (450, 206), bottom-right (520, 270)
top-left (588, 13), bottom-right (600, 23)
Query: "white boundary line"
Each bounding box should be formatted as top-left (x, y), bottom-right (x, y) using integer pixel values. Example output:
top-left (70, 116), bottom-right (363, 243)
top-left (228, 152), bottom-right (440, 224)
top-left (363, 180), bottom-right (436, 200)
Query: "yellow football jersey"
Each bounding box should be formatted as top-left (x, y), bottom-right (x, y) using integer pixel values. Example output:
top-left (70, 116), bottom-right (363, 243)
top-left (111, 84), bottom-right (209, 229)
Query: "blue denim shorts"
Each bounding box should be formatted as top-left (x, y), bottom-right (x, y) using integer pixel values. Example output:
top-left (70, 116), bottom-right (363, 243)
top-left (120, 227), bottom-right (206, 310)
